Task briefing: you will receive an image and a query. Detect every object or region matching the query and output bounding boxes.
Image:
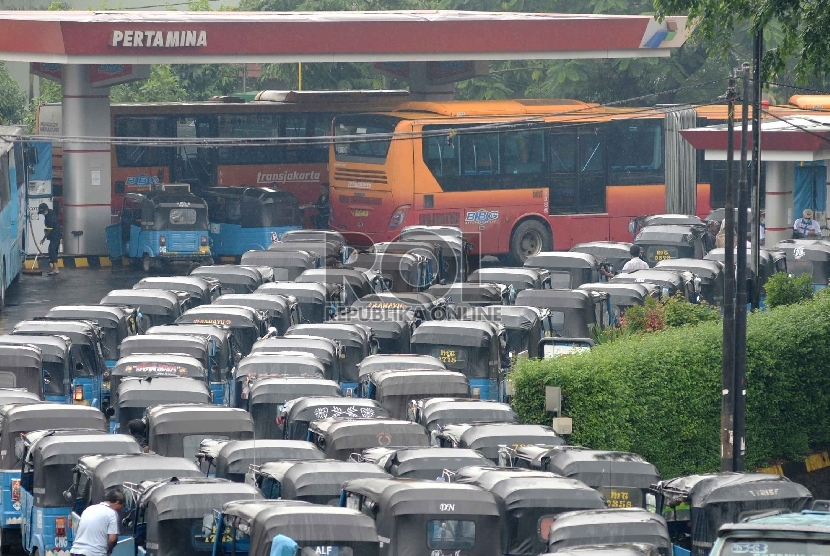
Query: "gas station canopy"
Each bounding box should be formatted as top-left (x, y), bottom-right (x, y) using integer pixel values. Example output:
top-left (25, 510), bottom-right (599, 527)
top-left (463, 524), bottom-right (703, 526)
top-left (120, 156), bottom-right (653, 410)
top-left (0, 10), bottom-right (688, 64)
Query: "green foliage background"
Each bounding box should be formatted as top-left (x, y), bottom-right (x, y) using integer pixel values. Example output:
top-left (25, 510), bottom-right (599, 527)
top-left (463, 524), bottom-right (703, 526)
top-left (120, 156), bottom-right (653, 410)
top-left (513, 291), bottom-right (830, 479)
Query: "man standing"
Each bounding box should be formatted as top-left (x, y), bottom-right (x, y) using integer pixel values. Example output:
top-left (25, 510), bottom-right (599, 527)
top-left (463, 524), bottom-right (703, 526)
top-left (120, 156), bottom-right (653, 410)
top-left (793, 208), bottom-right (821, 238)
top-left (37, 203), bottom-right (61, 276)
top-left (301, 183), bottom-right (330, 229)
top-left (621, 245), bottom-right (650, 272)
top-left (70, 487), bottom-right (124, 556)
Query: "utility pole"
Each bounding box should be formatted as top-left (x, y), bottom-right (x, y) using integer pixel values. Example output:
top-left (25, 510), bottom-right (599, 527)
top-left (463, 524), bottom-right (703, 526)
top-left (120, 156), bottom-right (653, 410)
top-left (721, 70), bottom-right (738, 472)
top-left (750, 30), bottom-right (763, 310)
top-left (734, 62), bottom-right (751, 472)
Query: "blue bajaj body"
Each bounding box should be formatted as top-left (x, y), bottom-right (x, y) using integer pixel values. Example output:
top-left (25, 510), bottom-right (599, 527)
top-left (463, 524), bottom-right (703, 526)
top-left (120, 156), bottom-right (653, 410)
top-left (209, 224), bottom-right (300, 256)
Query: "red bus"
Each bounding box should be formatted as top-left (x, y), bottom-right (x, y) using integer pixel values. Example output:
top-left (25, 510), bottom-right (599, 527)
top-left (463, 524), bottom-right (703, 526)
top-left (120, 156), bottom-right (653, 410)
top-left (36, 90), bottom-right (406, 225)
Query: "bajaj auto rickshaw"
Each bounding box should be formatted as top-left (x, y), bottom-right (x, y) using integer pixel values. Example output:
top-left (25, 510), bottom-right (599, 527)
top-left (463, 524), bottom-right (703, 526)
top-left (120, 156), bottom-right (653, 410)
top-left (408, 398), bottom-right (519, 433)
top-left (296, 268), bottom-right (386, 307)
top-left (19, 430), bottom-right (141, 556)
top-left (233, 354), bottom-right (326, 407)
top-left (0, 345), bottom-right (43, 399)
top-left (105, 186), bottom-right (211, 272)
top-left (459, 305), bottom-right (545, 359)
top-left (334, 312), bottom-right (415, 354)
top-left (359, 447), bottom-right (490, 480)
top-left (651, 472), bottom-right (812, 556)
top-left (0, 404), bottom-right (108, 550)
top-left (12, 320), bottom-right (108, 410)
top-left (258, 282), bottom-right (337, 323)
top-left (212, 500), bottom-right (379, 556)
top-left (578, 283), bottom-right (658, 326)
top-left (341, 477), bottom-right (500, 556)
top-left (111, 355), bottom-right (208, 410)
top-left (68, 454), bottom-right (202, 525)
top-left (279, 397), bottom-right (388, 441)
top-left (145, 324), bottom-right (241, 395)
top-left (252, 460), bottom-right (389, 504)
top-left (43, 305), bottom-right (138, 370)
top-left (398, 225), bottom-right (471, 283)
top-left (113, 377), bottom-right (211, 433)
top-left (571, 241), bottom-right (635, 276)
top-left (352, 292), bottom-right (447, 322)
top-left (203, 187), bottom-right (302, 255)
top-left (635, 225), bottom-right (707, 267)
top-left (198, 439), bottom-right (325, 482)
top-left (654, 259), bottom-right (725, 305)
top-left (286, 323), bottom-right (377, 395)
top-left (546, 509), bottom-right (672, 555)
top-left (0, 335), bottom-right (72, 403)
top-left (248, 378), bottom-right (341, 438)
top-left (352, 252), bottom-right (432, 293)
top-left (611, 269), bottom-right (699, 303)
top-left (524, 252), bottom-right (604, 289)
top-left (122, 478), bottom-right (262, 556)
top-left (133, 276), bottom-right (222, 306)
top-left (251, 336), bottom-right (340, 382)
top-left (426, 283), bottom-right (511, 308)
top-left (241, 249), bottom-right (320, 282)
top-left (357, 355), bottom-right (447, 383)
top-left (514, 446), bottom-right (660, 509)
top-left (213, 294), bottom-right (299, 335)
top-left (772, 240), bottom-right (830, 290)
top-left (100, 289), bottom-right (190, 330)
top-left (118, 334), bottom-right (212, 370)
top-left (269, 239), bottom-right (346, 268)
top-left (434, 423), bottom-right (563, 463)
top-left (411, 321), bottom-right (505, 401)
top-left (363, 370), bottom-right (470, 419)
top-left (515, 289), bottom-right (610, 338)
top-left (307, 418), bottom-right (430, 461)
top-left (372, 240), bottom-right (444, 285)
top-left (145, 404), bottom-right (254, 463)
top-left (462, 472), bottom-right (606, 556)
top-left (177, 305), bottom-right (267, 356)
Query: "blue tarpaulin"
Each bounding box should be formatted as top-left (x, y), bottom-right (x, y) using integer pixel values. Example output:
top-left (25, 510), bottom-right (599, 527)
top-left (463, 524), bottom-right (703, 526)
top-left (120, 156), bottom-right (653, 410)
top-left (794, 162), bottom-right (827, 218)
top-left (270, 534), bottom-right (298, 556)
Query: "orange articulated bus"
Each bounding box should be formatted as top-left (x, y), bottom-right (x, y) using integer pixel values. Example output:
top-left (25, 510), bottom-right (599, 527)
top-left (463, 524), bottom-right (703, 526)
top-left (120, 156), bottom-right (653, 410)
top-left (36, 90), bottom-right (406, 225)
top-left (329, 99), bottom-right (810, 262)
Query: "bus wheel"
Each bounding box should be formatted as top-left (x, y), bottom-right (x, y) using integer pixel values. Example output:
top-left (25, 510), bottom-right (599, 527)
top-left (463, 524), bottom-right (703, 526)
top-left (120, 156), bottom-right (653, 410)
top-left (510, 220), bottom-right (551, 265)
top-left (142, 254), bottom-right (152, 273)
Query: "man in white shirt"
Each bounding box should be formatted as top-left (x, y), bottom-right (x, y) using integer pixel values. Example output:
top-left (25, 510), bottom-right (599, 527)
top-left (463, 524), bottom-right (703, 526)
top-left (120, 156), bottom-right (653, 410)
top-left (793, 208), bottom-right (822, 238)
top-left (621, 245), bottom-right (650, 272)
top-left (70, 488), bottom-right (124, 556)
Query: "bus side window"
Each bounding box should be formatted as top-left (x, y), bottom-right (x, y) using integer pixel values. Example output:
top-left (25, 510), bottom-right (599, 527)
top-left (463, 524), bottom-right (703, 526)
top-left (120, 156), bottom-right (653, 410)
top-left (461, 133), bottom-right (499, 176)
top-left (503, 131), bottom-right (544, 175)
top-left (0, 153), bottom-right (9, 211)
top-left (425, 135), bottom-right (459, 177)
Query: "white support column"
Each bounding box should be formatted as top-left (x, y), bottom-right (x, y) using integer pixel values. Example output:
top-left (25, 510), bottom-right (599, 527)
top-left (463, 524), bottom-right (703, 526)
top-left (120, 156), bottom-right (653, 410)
top-left (765, 161), bottom-right (794, 246)
top-left (61, 64), bottom-right (111, 255)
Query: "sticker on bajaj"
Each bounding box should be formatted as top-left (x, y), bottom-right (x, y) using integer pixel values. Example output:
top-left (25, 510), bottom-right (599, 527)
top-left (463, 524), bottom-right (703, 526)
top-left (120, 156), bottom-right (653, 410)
top-left (465, 209), bottom-right (499, 225)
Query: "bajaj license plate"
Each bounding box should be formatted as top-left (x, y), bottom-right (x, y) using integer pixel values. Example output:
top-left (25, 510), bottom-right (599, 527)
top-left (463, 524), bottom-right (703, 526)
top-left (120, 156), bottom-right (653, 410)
top-left (353, 209), bottom-right (370, 217)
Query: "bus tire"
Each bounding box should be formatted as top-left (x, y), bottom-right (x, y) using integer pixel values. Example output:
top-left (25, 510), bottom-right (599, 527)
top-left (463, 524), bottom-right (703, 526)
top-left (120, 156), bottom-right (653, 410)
top-left (142, 253), bottom-right (152, 273)
top-left (509, 220), bottom-right (551, 265)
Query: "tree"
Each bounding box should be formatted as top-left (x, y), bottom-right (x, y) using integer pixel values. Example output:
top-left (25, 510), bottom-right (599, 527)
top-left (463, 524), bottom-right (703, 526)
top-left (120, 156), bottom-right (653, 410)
top-left (653, 0), bottom-right (830, 82)
top-left (0, 62), bottom-right (26, 125)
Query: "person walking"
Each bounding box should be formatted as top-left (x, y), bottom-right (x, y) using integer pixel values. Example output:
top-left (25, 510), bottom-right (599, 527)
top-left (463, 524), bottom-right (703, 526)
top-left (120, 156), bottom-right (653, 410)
top-left (621, 245), bottom-right (650, 272)
top-left (70, 487), bottom-right (125, 556)
top-left (38, 203), bottom-right (61, 276)
top-left (300, 183), bottom-right (330, 229)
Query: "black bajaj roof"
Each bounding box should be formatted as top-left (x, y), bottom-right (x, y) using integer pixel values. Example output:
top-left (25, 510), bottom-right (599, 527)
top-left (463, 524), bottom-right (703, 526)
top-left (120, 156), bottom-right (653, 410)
top-left (544, 447), bottom-right (660, 489)
top-left (249, 378), bottom-right (342, 405)
top-left (285, 397), bottom-right (388, 422)
top-left (177, 305), bottom-right (263, 329)
top-left (118, 334), bottom-right (210, 361)
top-left (0, 334), bottom-right (70, 363)
top-left (100, 289), bottom-right (179, 315)
top-left (280, 460), bottom-right (391, 499)
top-left (411, 321), bottom-right (496, 347)
top-left (147, 404), bottom-right (254, 436)
top-left (113, 354), bottom-right (206, 379)
top-left (84, 453), bottom-right (203, 503)
top-left (515, 289), bottom-right (594, 310)
top-left (655, 259), bottom-right (724, 283)
top-left (343, 477), bottom-right (500, 517)
top-left (215, 440), bottom-right (326, 478)
top-left (358, 355), bottom-right (446, 380)
top-left (525, 251), bottom-right (600, 270)
top-left (310, 417), bottom-right (429, 451)
top-left (117, 377), bottom-right (211, 408)
top-left (547, 508), bottom-right (671, 553)
top-left (286, 323), bottom-right (370, 348)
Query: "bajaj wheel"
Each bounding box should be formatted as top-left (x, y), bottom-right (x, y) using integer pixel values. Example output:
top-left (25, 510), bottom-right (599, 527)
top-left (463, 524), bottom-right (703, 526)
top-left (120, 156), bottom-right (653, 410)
top-left (142, 253), bottom-right (152, 273)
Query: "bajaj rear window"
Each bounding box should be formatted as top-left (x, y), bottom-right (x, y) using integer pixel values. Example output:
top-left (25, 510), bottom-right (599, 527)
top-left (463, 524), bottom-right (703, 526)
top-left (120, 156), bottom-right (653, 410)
top-left (170, 208), bottom-right (197, 225)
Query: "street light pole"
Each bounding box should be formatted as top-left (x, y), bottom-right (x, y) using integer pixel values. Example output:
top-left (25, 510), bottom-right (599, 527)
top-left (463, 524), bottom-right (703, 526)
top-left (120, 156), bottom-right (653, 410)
top-left (734, 62), bottom-right (751, 472)
top-left (750, 29), bottom-right (764, 310)
top-left (721, 70), bottom-right (738, 472)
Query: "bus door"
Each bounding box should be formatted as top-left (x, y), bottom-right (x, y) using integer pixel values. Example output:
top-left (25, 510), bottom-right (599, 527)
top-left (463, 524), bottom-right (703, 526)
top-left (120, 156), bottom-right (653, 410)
top-left (171, 116), bottom-right (215, 189)
top-left (547, 128), bottom-right (608, 244)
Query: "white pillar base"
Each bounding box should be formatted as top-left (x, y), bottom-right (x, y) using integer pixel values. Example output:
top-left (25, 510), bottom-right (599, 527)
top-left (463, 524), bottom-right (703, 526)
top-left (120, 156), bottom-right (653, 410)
top-left (765, 161), bottom-right (794, 247)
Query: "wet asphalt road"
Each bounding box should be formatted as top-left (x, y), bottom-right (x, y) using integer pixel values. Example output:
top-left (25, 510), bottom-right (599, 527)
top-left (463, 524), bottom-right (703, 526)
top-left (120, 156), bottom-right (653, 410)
top-left (0, 267), bottom-right (150, 332)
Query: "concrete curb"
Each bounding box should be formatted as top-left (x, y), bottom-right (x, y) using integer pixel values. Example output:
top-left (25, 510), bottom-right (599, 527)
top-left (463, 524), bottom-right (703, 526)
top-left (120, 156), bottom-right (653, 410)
top-left (24, 255), bottom-right (240, 269)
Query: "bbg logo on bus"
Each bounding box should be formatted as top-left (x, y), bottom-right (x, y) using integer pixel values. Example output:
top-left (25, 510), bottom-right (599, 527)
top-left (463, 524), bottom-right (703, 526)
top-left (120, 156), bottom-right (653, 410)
top-left (465, 209), bottom-right (499, 225)
top-left (126, 174), bottom-right (160, 188)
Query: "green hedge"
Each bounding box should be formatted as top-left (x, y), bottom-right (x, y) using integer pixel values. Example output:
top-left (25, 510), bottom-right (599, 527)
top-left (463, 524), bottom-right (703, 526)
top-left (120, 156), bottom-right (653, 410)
top-left (513, 291), bottom-right (830, 479)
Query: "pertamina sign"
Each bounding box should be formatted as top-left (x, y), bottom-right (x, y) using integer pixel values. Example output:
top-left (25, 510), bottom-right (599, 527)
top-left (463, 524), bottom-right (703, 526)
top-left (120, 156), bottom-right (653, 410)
top-left (111, 30), bottom-right (207, 48)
